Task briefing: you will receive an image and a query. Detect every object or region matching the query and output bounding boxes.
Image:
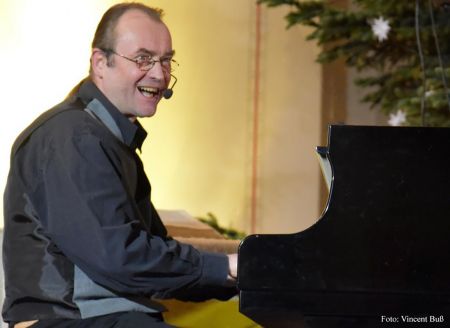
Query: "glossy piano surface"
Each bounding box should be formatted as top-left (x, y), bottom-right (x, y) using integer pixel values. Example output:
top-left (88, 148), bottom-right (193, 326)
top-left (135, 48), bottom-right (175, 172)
top-left (238, 125), bottom-right (450, 328)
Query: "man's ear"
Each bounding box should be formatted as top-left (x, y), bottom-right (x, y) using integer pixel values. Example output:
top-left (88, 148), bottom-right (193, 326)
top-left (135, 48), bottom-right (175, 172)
top-left (91, 48), bottom-right (108, 79)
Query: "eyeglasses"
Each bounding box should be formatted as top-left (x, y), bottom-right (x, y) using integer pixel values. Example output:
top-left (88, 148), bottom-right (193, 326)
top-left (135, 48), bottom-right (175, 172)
top-left (107, 50), bottom-right (178, 72)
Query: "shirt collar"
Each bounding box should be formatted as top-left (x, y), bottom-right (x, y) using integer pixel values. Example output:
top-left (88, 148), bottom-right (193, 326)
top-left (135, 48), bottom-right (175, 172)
top-left (77, 78), bottom-right (147, 151)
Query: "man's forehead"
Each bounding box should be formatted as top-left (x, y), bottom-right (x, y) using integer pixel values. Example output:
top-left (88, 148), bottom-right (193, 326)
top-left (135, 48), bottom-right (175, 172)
top-left (114, 10), bottom-right (172, 52)
top-left (117, 9), bottom-right (165, 29)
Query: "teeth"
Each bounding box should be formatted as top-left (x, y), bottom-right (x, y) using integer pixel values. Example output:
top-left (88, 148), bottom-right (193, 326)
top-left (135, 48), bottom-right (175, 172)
top-left (138, 86), bottom-right (158, 97)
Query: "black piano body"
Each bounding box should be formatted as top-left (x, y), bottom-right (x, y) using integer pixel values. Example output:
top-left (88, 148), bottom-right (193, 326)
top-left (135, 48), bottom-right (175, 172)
top-left (238, 125), bottom-right (450, 327)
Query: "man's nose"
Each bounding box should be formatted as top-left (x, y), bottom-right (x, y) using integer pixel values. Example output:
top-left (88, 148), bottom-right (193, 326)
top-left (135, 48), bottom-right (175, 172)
top-left (147, 61), bottom-right (166, 81)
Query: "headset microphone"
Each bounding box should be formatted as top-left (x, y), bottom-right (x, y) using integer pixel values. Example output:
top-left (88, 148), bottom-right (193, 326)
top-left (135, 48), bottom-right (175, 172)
top-left (163, 74), bottom-right (178, 99)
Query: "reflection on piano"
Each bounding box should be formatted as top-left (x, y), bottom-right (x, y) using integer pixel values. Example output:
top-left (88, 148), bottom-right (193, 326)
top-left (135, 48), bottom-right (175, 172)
top-left (238, 125), bottom-right (450, 328)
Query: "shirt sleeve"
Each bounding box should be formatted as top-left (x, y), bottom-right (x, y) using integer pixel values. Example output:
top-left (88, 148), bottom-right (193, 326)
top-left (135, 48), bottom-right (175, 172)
top-left (35, 115), bottom-right (231, 299)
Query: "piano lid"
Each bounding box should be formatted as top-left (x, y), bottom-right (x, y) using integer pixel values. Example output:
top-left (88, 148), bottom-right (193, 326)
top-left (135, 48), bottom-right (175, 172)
top-left (238, 125), bottom-right (450, 327)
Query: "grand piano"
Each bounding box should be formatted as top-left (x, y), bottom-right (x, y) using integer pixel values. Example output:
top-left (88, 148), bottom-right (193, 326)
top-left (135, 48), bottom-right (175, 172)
top-left (237, 125), bottom-right (450, 327)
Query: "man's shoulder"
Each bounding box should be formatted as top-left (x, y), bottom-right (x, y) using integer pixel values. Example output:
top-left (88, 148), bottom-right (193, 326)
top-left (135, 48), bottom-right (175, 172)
top-left (39, 95), bottom-right (87, 123)
top-left (11, 96), bottom-right (90, 158)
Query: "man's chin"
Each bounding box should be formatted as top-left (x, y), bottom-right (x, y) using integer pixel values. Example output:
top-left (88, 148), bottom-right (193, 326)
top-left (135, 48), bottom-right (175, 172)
top-left (137, 107), bottom-right (158, 118)
top-left (136, 98), bottom-right (160, 118)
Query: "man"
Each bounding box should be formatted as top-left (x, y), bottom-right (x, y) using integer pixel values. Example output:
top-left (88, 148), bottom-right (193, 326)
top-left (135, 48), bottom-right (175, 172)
top-left (2, 3), bottom-right (238, 328)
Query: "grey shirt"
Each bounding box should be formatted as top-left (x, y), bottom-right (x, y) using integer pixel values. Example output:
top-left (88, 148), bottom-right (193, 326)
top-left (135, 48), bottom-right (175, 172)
top-left (2, 79), bottom-right (235, 323)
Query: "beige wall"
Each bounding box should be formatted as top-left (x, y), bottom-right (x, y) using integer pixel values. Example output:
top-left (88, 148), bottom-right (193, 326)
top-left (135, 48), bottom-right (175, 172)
top-left (143, 1), bottom-right (323, 234)
top-left (257, 6), bottom-right (322, 233)
top-left (1, 0), bottom-right (323, 235)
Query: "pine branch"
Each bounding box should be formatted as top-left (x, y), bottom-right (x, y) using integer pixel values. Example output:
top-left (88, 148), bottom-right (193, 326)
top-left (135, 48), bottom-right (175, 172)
top-left (259, 0), bottom-right (450, 126)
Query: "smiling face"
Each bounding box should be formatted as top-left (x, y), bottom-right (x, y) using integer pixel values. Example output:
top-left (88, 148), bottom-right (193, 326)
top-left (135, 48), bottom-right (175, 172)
top-left (91, 9), bottom-right (173, 119)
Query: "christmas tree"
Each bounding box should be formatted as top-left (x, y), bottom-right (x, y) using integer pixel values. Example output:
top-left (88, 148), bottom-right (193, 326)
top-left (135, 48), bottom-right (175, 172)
top-left (259, 0), bottom-right (450, 127)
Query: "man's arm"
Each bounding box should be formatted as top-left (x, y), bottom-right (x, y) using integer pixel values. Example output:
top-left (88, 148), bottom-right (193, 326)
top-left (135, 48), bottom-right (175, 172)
top-left (35, 112), bottom-right (231, 298)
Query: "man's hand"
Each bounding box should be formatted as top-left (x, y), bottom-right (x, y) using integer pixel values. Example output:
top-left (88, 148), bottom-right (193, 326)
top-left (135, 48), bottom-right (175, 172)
top-left (227, 253), bottom-right (238, 281)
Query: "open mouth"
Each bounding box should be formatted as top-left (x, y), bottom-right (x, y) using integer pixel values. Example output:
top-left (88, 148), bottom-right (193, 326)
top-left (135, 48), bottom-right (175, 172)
top-left (138, 86), bottom-right (159, 98)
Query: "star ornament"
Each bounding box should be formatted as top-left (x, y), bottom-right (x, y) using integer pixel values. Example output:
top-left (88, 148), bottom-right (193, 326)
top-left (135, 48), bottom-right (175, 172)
top-left (370, 16), bottom-right (391, 42)
top-left (388, 110), bottom-right (406, 126)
